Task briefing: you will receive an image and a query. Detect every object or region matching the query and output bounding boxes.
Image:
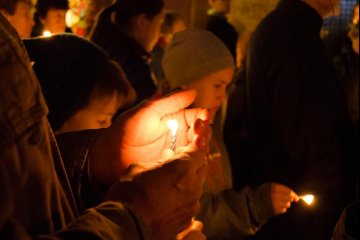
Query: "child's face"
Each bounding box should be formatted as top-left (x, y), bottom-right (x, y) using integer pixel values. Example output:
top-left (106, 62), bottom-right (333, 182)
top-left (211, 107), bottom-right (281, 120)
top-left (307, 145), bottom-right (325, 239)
top-left (187, 67), bottom-right (233, 112)
top-left (59, 92), bottom-right (120, 133)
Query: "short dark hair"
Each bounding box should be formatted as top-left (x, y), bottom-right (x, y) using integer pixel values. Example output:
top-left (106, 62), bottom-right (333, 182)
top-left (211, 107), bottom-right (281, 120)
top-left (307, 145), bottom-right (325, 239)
top-left (91, 60), bottom-right (136, 113)
top-left (47, 59), bottom-right (136, 131)
top-left (23, 34), bottom-right (136, 130)
top-left (35, 0), bottom-right (69, 18)
top-left (161, 11), bottom-right (184, 34)
top-left (111, 0), bottom-right (164, 29)
top-left (0, 0), bottom-right (32, 15)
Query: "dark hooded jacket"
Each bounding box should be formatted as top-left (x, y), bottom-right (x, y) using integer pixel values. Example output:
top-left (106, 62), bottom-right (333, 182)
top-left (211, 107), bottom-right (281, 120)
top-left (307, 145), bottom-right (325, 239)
top-left (90, 6), bottom-right (158, 109)
top-left (226, 0), bottom-right (357, 239)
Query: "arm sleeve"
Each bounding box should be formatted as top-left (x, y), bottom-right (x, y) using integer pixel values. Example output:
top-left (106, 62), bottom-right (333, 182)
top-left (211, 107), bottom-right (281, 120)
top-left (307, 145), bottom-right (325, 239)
top-left (50, 202), bottom-right (148, 240)
top-left (0, 202), bottom-right (148, 240)
top-left (56, 130), bottom-right (106, 210)
top-left (196, 183), bottom-right (274, 240)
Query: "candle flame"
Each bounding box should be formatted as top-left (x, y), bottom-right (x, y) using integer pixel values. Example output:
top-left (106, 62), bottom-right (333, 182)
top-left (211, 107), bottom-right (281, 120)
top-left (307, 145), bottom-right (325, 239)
top-left (167, 119), bottom-right (179, 136)
top-left (301, 194), bottom-right (315, 205)
top-left (43, 31), bottom-right (52, 37)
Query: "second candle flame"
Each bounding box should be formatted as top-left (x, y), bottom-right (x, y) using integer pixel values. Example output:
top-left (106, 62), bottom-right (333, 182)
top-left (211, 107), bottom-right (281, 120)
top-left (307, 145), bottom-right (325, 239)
top-left (300, 194), bottom-right (315, 205)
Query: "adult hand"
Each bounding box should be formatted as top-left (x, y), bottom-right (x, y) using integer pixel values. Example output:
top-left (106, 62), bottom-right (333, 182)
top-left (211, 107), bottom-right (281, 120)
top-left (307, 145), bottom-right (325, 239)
top-left (176, 219), bottom-right (206, 240)
top-left (105, 141), bottom-right (208, 240)
top-left (271, 183), bottom-right (299, 215)
top-left (90, 89), bottom-right (211, 184)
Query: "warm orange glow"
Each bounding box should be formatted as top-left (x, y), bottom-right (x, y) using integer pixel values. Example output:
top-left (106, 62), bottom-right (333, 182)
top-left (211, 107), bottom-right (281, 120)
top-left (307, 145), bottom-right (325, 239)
top-left (167, 119), bottom-right (179, 137)
top-left (167, 119), bottom-right (178, 151)
top-left (300, 194), bottom-right (315, 205)
top-left (43, 31), bottom-right (52, 37)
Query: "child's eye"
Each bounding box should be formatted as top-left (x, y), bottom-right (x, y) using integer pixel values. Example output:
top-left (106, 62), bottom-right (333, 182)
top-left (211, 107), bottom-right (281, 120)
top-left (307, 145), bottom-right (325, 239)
top-left (214, 84), bottom-right (222, 89)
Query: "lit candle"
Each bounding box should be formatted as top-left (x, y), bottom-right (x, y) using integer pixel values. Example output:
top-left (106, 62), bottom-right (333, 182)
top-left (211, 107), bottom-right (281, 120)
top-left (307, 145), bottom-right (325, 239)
top-left (167, 119), bottom-right (179, 151)
top-left (300, 194), bottom-right (315, 205)
top-left (42, 30), bottom-right (52, 37)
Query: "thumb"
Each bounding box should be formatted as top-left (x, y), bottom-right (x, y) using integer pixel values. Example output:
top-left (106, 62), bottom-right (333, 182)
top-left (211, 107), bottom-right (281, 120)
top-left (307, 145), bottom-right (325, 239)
top-left (291, 190), bottom-right (300, 202)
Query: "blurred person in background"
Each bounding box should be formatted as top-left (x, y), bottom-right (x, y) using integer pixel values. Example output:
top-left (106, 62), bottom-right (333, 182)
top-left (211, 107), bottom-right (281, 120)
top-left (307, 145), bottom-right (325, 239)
top-left (90, 0), bottom-right (165, 110)
top-left (236, 0), bottom-right (357, 239)
top-left (334, 22), bottom-right (359, 129)
top-left (83, 0), bottom-right (114, 37)
top-left (151, 11), bottom-right (187, 93)
top-left (352, 2), bottom-right (359, 24)
top-left (31, 0), bottom-right (72, 37)
top-left (206, 0), bottom-right (238, 61)
top-left (0, 0), bottom-right (34, 38)
top-left (323, 2), bottom-right (359, 58)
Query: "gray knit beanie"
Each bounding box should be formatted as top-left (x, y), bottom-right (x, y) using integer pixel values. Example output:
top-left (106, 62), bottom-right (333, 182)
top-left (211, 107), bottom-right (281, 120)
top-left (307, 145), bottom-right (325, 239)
top-left (162, 29), bottom-right (235, 89)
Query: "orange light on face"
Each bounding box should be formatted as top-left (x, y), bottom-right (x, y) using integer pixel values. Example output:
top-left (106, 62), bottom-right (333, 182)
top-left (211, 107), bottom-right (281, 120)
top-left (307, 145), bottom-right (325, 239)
top-left (300, 194), bottom-right (315, 205)
top-left (167, 119), bottom-right (179, 151)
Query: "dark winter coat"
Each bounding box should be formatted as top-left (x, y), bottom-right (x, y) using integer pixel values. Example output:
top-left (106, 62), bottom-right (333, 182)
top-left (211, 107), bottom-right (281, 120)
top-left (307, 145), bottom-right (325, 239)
top-left (226, 0), bottom-right (356, 239)
top-left (90, 6), bottom-right (158, 109)
top-left (206, 11), bottom-right (238, 60)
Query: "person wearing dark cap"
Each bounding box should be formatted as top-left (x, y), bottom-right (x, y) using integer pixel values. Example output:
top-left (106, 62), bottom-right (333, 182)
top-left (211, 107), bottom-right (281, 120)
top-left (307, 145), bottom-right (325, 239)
top-left (90, 0), bottom-right (165, 111)
top-left (24, 34), bottom-right (136, 133)
top-left (31, 0), bottom-right (72, 37)
top-left (162, 29), bottom-right (299, 240)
